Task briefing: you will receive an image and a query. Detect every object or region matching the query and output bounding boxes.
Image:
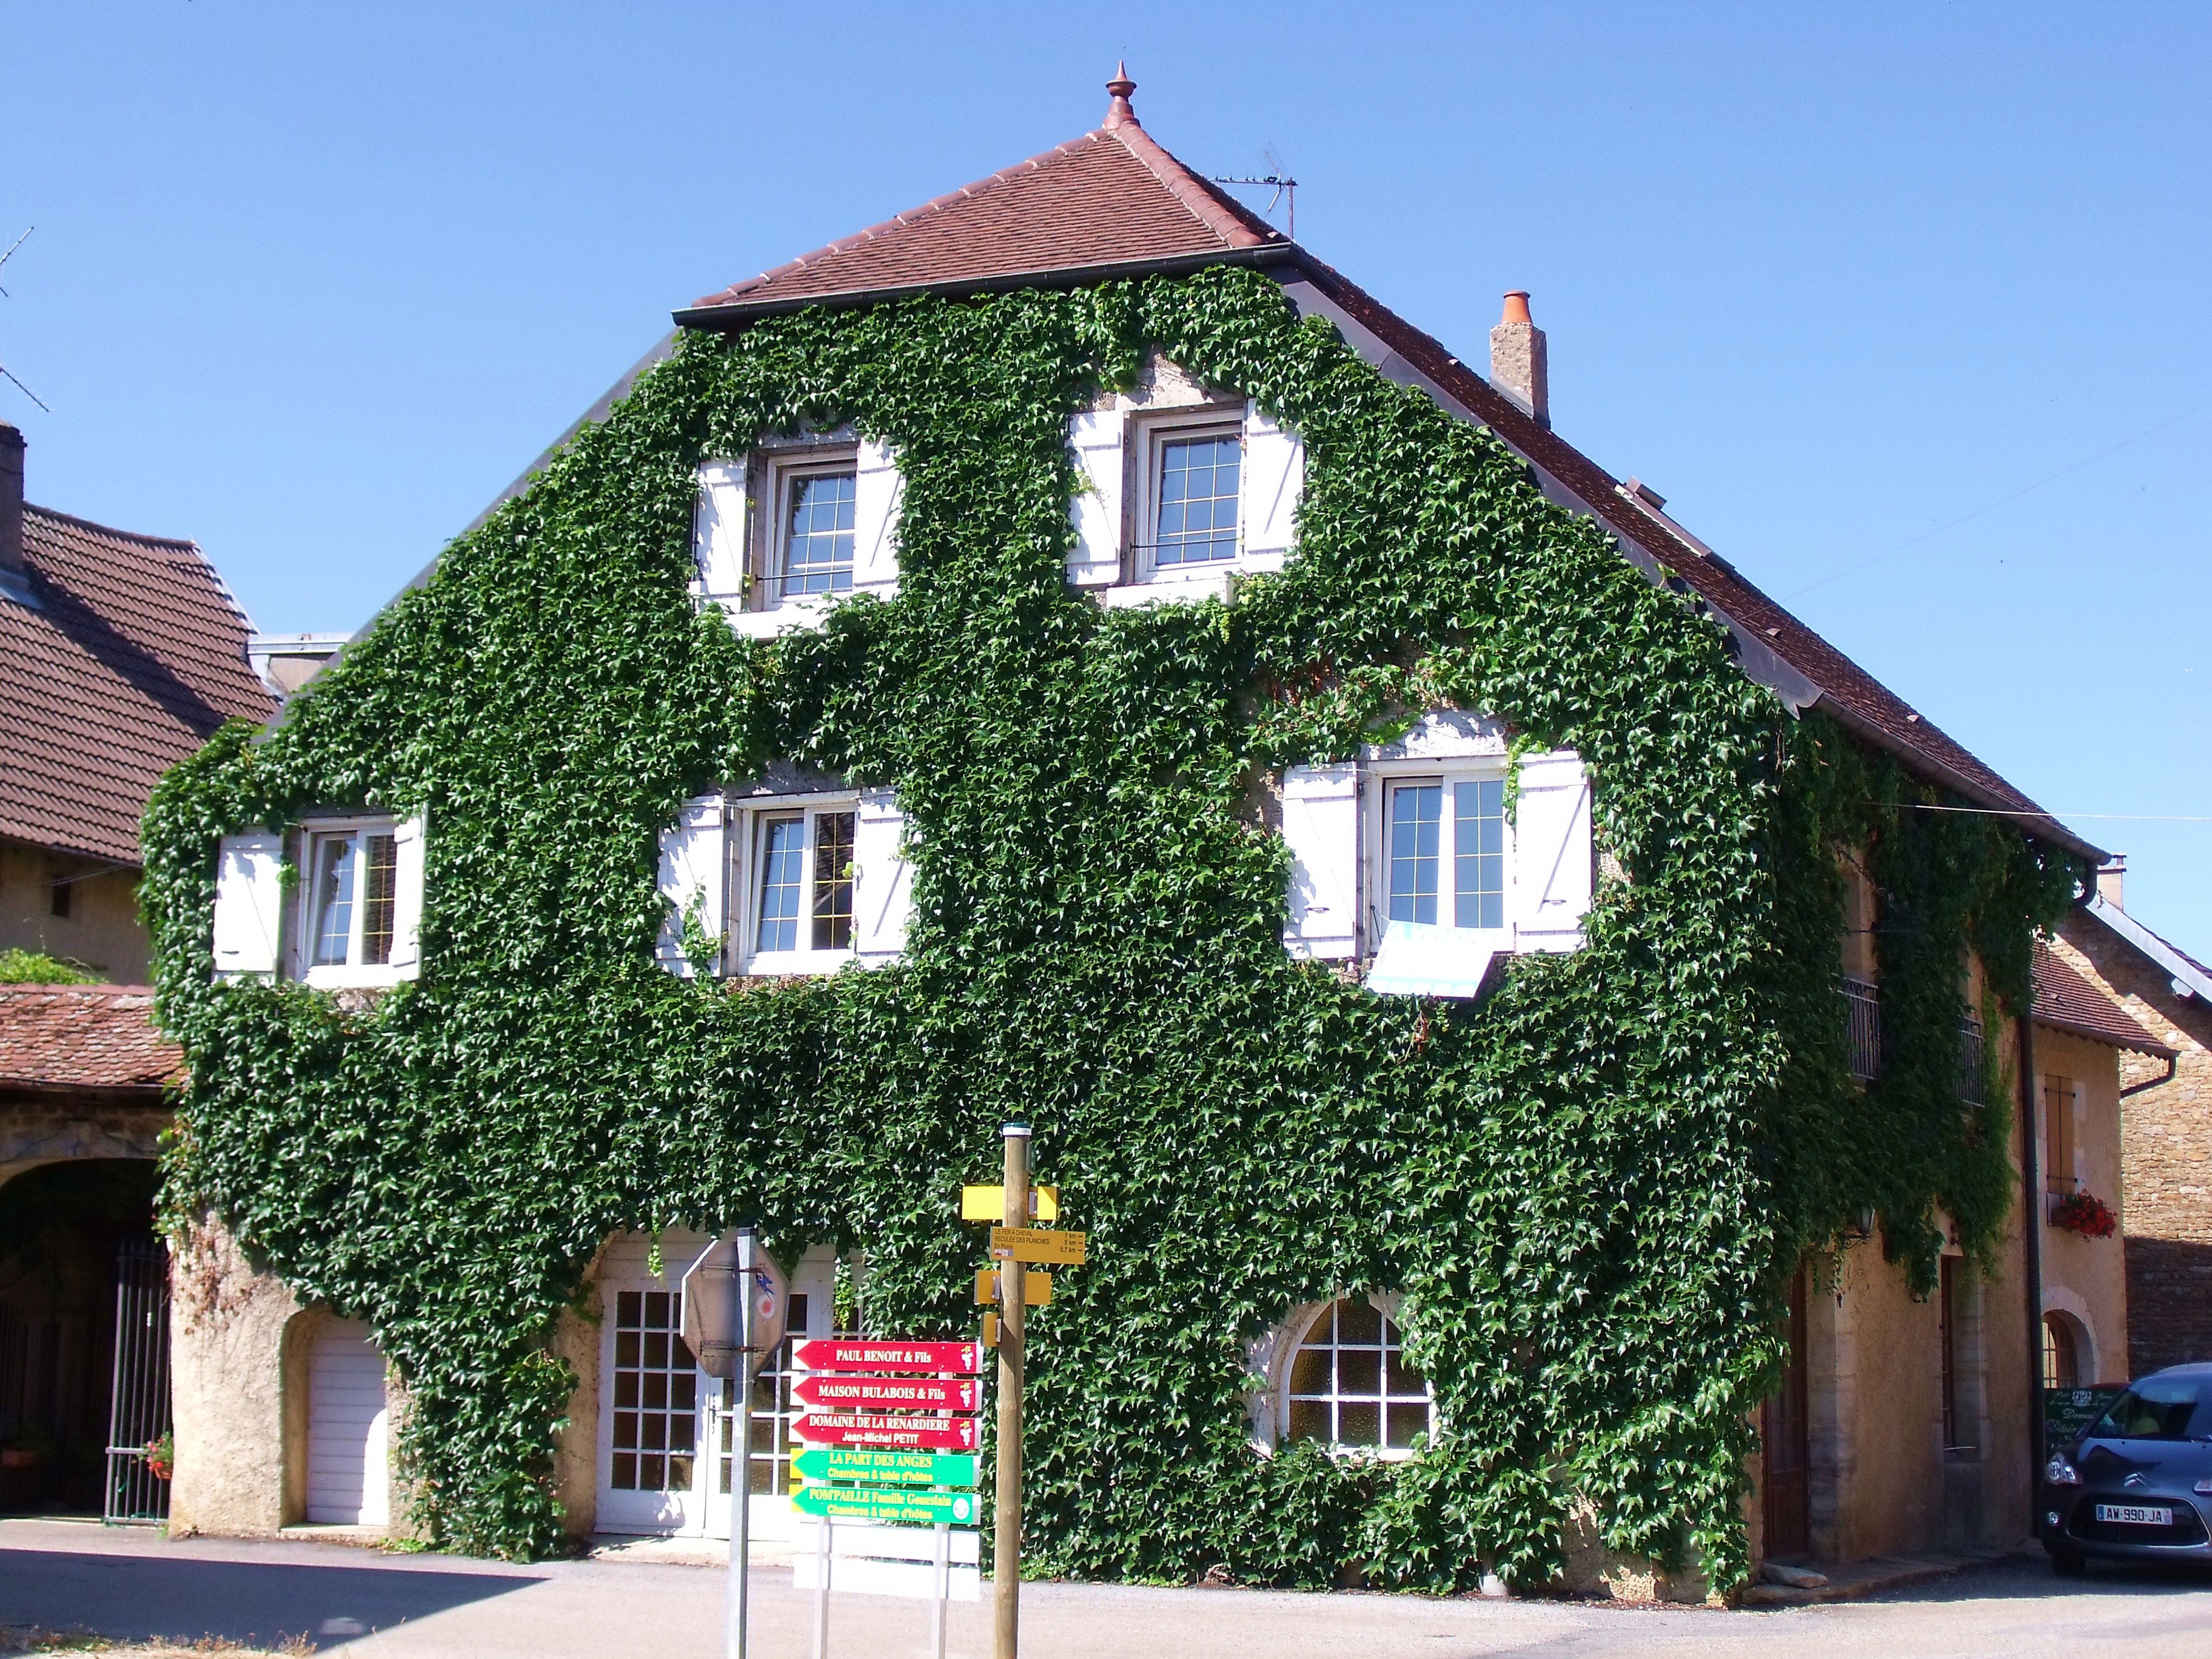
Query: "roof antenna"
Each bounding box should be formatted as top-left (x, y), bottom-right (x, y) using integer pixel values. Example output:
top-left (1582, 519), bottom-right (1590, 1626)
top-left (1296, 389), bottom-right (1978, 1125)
top-left (1212, 148), bottom-right (1298, 239)
top-left (0, 227), bottom-right (50, 413)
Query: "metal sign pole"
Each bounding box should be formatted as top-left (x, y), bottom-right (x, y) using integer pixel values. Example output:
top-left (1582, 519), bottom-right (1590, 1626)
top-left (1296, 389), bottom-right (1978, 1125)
top-left (933, 1521), bottom-right (950, 1659)
top-left (813, 1514), bottom-right (832, 1659)
top-left (729, 1228), bottom-right (755, 1659)
top-left (994, 1124), bottom-right (1029, 1659)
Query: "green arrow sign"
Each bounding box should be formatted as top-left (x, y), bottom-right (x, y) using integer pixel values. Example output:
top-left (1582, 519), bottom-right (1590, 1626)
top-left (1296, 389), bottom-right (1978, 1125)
top-left (793, 1448), bottom-right (978, 1489)
top-left (791, 1484), bottom-right (981, 1527)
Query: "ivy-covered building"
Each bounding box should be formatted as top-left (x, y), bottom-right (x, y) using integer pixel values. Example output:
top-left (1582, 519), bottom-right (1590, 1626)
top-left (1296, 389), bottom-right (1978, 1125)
top-left (150, 72), bottom-right (2106, 1592)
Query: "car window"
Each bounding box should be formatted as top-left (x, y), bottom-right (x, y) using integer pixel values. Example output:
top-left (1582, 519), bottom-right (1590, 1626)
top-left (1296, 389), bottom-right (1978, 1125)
top-left (2089, 1378), bottom-right (2209, 1441)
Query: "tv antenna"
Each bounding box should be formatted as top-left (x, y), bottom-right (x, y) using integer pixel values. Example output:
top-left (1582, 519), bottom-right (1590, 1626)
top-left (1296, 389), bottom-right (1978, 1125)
top-left (1212, 146), bottom-right (1298, 240)
top-left (0, 227), bottom-right (49, 413)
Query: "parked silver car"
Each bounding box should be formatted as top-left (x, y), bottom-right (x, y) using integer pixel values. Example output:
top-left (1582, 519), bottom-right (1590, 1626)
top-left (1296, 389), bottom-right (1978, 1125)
top-left (2043, 1364), bottom-right (2212, 1573)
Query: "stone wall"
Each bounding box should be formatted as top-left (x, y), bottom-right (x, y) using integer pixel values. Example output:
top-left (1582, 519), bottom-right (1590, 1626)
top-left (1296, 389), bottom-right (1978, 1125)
top-left (2049, 916), bottom-right (2212, 1375)
top-left (0, 1099), bottom-right (169, 1188)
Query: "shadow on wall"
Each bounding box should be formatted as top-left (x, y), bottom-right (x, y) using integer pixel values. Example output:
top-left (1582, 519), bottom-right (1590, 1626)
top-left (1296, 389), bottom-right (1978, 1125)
top-left (0, 1546), bottom-right (542, 1649)
top-left (2127, 1238), bottom-right (2212, 1378)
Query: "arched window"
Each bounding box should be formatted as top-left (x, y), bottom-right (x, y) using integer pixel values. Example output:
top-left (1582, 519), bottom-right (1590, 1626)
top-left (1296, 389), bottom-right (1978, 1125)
top-left (2043, 1312), bottom-right (2082, 1389)
top-left (1282, 1297), bottom-right (1432, 1452)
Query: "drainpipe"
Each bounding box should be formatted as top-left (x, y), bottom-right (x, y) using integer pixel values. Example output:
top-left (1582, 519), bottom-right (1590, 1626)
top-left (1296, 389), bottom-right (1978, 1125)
top-left (2019, 1009), bottom-right (2045, 1509)
top-left (2120, 1053), bottom-right (2177, 1100)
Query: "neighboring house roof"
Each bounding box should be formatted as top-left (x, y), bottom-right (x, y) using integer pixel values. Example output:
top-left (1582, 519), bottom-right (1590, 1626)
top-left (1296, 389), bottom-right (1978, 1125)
top-left (0, 503), bottom-right (275, 865)
top-left (670, 72), bottom-right (2099, 864)
top-left (2033, 941), bottom-right (2176, 1057)
top-left (2078, 893), bottom-right (2212, 1005)
top-left (0, 982), bottom-right (182, 1093)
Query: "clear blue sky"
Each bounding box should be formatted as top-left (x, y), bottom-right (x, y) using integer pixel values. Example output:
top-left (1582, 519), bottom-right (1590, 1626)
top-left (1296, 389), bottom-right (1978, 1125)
top-left (8, 4), bottom-right (2208, 945)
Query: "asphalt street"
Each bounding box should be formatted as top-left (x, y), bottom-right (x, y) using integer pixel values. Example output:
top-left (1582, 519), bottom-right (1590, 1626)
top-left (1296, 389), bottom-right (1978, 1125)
top-left (4, 1518), bottom-right (2210, 1659)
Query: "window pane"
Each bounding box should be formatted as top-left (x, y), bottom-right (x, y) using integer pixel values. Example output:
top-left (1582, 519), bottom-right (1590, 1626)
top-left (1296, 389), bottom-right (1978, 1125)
top-left (612, 1452), bottom-right (637, 1490)
top-left (1337, 1349), bottom-right (1381, 1395)
top-left (1287, 1399), bottom-right (1329, 1444)
top-left (1386, 1348), bottom-right (1427, 1396)
top-left (1154, 434), bottom-right (1240, 566)
top-left (1387, 785), bottom-right (1441, 925)
top-left (1290, 1347), bottom-right (1330, 1395)
top-left (643, 1373), bottom-right (667, 1410)
top-left (1386, 1400), bottom-right (1429, 1449)
top-left (1337, 1403), bottom-right (1381, 1446)
top-left (811, 811), bottom-right (856, 951)
top-left (359, 833), bottom-right (398, 964)
top-left (782, 471), bottom-right (856, 597)
top-left (1453, 779), bottom-right (1505, 931)
top-left (309, 836), bottom-right (357, 966)
top-left (756, 816), bottom-right (805, 952)
top-left (1337, 1299), bottom-right (1382, 1345)
top-left (617, 1291), bottom-right (640, 1326)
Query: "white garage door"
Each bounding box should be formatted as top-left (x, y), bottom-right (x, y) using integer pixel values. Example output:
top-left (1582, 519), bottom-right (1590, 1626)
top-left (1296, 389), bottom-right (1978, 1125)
top-left (307, 1319), bottom-right (390, 1526)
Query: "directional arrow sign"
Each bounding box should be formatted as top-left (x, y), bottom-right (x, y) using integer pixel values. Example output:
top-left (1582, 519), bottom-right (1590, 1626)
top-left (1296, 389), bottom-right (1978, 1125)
top-left (795, 1413), bottom-right (979, 1451)
top-left (989, 1226), bottom-right (1087, 1265)
top-left (793, 1448), bottom-right (977, 1488)
top-left (793, 1339), bottom-right (985, 1375)
top-left (792, 1485), bottom-right (981, 1527)
top-left (960, 1185), bottom-right (1059, 1222)
top-left (794, 1375), bottom-right (981, 1412)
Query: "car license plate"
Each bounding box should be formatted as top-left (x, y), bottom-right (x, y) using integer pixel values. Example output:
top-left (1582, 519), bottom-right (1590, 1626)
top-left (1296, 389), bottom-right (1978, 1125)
top-left (2095, 1503), bottom-right (2173, 1526)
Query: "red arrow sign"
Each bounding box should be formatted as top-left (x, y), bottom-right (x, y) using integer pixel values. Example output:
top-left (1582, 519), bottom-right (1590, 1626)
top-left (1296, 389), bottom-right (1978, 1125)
top-left (794, 1375), bottom-right (980, 1412)
top-left (794, 1339), bottom-right (984, 1375)
top-left (794, 1413), bottom-right (980, 1451)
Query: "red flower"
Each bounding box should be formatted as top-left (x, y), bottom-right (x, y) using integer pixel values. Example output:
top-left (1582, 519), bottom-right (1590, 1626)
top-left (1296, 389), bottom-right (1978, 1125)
top-left (2052, 1191), bottom-right (2118, 1239)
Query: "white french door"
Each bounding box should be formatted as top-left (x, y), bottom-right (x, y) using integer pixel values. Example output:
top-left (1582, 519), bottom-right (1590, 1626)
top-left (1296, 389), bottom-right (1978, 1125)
top-left (596, 1233), bottom-right (836, 1539)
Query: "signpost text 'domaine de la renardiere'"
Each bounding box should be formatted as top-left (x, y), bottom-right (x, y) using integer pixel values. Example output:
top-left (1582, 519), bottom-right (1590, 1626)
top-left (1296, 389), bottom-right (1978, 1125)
top-left (784, 1124), bottom-right (1086, 1659)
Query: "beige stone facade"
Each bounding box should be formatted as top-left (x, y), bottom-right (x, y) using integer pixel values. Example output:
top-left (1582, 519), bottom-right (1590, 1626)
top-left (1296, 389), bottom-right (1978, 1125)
top-left (0, 836), bottom-right (148, 983)
top-left (2032, 1024), bottom-right (2131, 1386)
top-left (2051, 908), bottom-right (2212, 1375)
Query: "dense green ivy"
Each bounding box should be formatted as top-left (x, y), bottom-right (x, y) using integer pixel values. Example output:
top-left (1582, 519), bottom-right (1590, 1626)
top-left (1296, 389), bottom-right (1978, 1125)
top-left (140, 267), bottom-right (2079, 1585)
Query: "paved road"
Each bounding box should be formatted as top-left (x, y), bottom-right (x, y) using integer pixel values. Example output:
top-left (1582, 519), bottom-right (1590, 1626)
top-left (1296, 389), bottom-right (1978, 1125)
top-left (4, 1518), bottom-right (2211, 1658)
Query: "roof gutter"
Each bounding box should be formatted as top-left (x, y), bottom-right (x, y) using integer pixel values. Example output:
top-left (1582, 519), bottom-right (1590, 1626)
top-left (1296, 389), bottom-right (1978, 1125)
top-left (671, 244), bottom-right (1298, 330)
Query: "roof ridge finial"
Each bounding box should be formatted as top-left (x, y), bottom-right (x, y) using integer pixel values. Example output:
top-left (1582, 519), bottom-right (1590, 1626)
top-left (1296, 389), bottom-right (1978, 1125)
top-left (1105, 61), bottom-right (1138, 130)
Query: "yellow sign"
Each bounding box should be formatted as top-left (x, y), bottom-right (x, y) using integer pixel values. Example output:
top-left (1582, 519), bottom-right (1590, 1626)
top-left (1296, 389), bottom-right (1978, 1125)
top-left (974, 1267), bottom-right (1051, 1305)
top-left (990, 1226), bottom-right (1087, 1265)
top-left (961, 1185), bottom-right (1059, 1222)
top-left (980, 1312), bottom-right (999, 1347)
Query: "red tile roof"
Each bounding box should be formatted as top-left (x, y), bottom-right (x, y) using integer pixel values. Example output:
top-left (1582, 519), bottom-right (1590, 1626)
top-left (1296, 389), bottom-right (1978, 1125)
top-left (671, 75), bottom-right (2099, 863)
top-left (0, 982), bottom-right (181, 1091)
top-left (2034, 942), bottom-right (2174, 1056)
top-left (1, 501), bottom-right (275, 865)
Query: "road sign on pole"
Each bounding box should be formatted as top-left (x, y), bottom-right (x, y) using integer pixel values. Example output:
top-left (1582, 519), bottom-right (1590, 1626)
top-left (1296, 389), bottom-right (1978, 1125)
top-left (795, 1413), bottom-right (980, 1452)
top-left (961, 1185), bottom-right (1059, 1222)
top-left (793, 1448), bottom-right (978, 1488)
top-left (794, 1339), bottom-right (985, 1375)
top-left (988, 1225), bottom-right (1086, 1265)
top-left (974, 1267), bottom-right (1050, 1305)
top-left (793, 1486), bottom-right (982, 1527)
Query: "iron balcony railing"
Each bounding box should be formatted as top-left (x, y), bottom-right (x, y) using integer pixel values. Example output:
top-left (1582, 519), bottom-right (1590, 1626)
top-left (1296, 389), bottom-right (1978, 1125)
top-left (1958, 1011), bottom-right (1985, 1105)
top-left (1840, 976), bottom-right (1882, 1083)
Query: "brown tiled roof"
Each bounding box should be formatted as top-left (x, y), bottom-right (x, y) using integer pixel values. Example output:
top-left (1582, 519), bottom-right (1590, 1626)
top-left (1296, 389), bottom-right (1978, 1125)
top-left (679, 97), bottom-right (1286, 321)
top-left (669, 77), bottom-right (2104, 865)
top-left (2034, 942), bottom-right (2175, 1056)
top-left (1, 502), bottom-right (275, 865)
top-left (0, 982), bottom-right (181, 1091)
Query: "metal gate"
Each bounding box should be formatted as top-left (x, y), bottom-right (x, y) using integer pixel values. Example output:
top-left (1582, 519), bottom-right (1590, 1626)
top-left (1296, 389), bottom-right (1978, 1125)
top-left (102, 1238), bottom-right (171, 1524)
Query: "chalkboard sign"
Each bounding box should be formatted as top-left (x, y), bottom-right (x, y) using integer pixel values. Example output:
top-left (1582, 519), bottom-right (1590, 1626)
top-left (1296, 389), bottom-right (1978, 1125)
top-left (2045, 1386), bottom-right (2125, 1448)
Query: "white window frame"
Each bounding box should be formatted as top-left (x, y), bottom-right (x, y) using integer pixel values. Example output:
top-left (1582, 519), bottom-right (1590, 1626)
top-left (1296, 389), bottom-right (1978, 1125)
top-left (730, 791), bottom-right (862, 977)
top-left (1130, 407), bottom-right (1247, 586)
top-left (294, 816), bottom-right (409, 989)
top-left (750, 446), bottom-right (861, 618)
top-left (1365, 761), bottom-right (1517, 952)
top-left (1248, 1292), bottom-right (1433, 1460)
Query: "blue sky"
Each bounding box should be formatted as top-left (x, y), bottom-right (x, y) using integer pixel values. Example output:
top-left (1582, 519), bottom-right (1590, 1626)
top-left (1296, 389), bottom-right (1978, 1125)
top-left (7, 4), bottom-right (2209, 945)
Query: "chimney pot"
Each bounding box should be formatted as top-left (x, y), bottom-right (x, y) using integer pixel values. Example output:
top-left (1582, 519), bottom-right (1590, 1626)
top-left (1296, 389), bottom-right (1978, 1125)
top-left (0, 422), bottom-right (24, 579)
top-left (1489, 290), bottom-right (1549, 429)
top-left (2096, 856), bottom-right (2126, 911)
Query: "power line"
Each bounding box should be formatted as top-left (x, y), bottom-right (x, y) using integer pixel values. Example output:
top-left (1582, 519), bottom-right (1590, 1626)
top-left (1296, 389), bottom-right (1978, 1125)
top-left (1886, 803), bottom-right (2212, 824)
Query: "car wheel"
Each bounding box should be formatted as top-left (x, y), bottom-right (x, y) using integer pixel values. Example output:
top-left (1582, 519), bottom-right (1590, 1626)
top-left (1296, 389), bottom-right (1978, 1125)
top-left (2047, 1545), bottom-right (2087, 1578)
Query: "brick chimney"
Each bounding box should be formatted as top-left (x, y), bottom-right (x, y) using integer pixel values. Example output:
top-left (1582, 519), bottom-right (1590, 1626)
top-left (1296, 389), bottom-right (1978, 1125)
top-left (2096, 855), bottom-right (2126, 911)
top-left (0, 421), bottom-right (24, 580)
top-left (1489, 291), bottom-right (1549, 429)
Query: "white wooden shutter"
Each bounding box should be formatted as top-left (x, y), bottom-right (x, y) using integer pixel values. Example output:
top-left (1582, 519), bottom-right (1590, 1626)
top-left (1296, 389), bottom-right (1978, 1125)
top-left (1512, 750), bottom-right (1592, 953)
top-left (655, 795), bottom-right (726, 977)
top-left (1066, 410), bottom-right (1124, 589)
top-left (1239, 404), bottom-right (1304, 562)
top-left (386, 816), bottom-right (426, 976)
top-left (1281, 763), bottom-right (1359, 960)
top-left (693, 460), bottom-right (748, 609)
top-left (853, 788), bottom-right (911, 966)
top-left (212, 831), bottom-right (284, 979)
top-left (852, 439), bottom-right (902, 599)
